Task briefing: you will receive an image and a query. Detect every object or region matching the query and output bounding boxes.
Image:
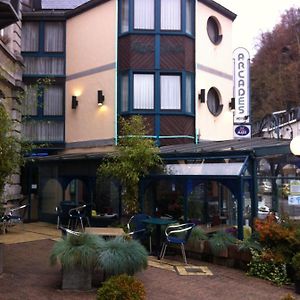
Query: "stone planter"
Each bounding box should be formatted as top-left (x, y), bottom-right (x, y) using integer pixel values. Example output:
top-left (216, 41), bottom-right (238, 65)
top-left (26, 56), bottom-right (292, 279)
top-left (62, 266), bottom-right (92, 290)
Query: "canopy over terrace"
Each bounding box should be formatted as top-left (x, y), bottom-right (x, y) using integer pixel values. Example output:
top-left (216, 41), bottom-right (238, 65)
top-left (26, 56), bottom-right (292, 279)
top-left (141, 137), bottom-right (292, 239)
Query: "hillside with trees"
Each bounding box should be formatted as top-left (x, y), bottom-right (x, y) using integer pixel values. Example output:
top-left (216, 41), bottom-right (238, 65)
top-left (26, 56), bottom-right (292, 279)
top-left (251, 7), bottom-right (300, 123)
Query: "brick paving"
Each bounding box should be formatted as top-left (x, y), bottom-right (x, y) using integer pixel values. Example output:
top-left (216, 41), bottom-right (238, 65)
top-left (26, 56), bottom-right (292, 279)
top-left (0, 238), bottom-right (299, 300)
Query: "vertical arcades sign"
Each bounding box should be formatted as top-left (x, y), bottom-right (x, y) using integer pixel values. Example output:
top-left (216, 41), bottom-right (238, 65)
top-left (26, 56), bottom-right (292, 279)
top-left (233, 47), bottom-right (250, 123)
top-left (233, 47), bottom-right (251, 138)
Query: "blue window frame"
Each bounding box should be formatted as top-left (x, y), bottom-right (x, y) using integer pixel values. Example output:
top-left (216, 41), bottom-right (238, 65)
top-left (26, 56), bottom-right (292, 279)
top-left (119, 0), bottom-right (195, 36)
top-left (118, 71), bottom-right (194, 115)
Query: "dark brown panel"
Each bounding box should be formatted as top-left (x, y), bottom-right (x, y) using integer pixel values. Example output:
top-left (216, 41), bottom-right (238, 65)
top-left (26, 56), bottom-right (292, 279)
top-left (160, 36), bottom-right (194, 72)
top-left (120, 115), bottom-right (155, 136)
top-left (118, 35), bottom-right (155, 70)
top-left (160, 115), bottom-right (194, 136)
top-left (160, 138), bottom-right (193, 146)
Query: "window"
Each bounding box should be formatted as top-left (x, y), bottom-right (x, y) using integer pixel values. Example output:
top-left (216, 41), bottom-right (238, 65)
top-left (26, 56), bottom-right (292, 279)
top-left (160, 75), bottom-right (181, 110)
top-left (121, 73), bottom-right (129, 112)
top-left (44, 86), bottom-right (63, 116)
top-left (22, 85), bottom-right (38, 116)
top-left (134, 0), bottom-right (154, 30)
top-left (24, 57), bottom-right (64, 75)
top-left (121, 0), bottom-right (129, 33)
top-left (186, 0), bottom-right (193, 34)
top-left (44, 22), bottom-right (64, 52)
top-left (161, 0), bottom-right (181, 30)
top-left (133, 74), bottom-right (154, 109)
top-left (22, 22), bottom-right (39, 51)
top-left (185, 73), bottom-right (192, 113)
top-left (207, 17), bottom-right (222, 45)
top-left (207, 87), bottom-right (223, 116)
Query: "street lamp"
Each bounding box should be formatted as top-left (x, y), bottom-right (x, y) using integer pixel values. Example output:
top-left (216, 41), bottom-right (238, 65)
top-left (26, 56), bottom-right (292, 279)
top-left (290, 136), bottom-right (300, 156)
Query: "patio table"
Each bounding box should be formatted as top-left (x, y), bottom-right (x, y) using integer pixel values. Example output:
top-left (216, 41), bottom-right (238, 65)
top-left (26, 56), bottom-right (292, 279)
top-left (142, 217), bottom-right (177, 259)
top-left (85, 227), bottom-right (124, 238)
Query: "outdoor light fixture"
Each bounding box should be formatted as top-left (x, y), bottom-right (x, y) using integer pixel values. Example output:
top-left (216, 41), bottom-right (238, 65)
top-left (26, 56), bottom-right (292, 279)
top-left (98, 90), bottom-right (105, 106)
top-left (229, 97), bottom-right (235, 110)
top-left (290, 136), bottom-right (300, 156)
top-left (198, 89), bottom-right (205, 103)
top-left (71, 95), bottom-right (78, 109)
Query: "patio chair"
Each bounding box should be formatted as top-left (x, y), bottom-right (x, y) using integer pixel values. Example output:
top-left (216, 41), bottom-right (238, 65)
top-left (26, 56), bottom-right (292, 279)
top-left (127, 213), bottom-right (152, 253)
top-left (58, 226), bottom-right (81, 238)
top-left (160, 222), bottom-right (195, 264)
top-left (2, 204), bottom-right (28, 233)
top-left (68, 204), bottom-right (91, 231)
top-left (55, 201), bottom-right (76, 229)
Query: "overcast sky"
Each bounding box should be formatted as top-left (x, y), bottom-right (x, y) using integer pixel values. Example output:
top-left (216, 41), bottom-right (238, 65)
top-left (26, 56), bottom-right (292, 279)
top-left (216, 0), bottom-right (300, 57)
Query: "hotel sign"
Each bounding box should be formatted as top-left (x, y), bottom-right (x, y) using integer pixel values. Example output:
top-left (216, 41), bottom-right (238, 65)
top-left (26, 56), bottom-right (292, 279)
top-left (233, 47), bottom-right (250, 124)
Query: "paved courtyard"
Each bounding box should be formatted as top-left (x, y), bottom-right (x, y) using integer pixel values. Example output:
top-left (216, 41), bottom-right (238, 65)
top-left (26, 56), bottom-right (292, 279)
top-left (0, 223), bottom-right (299, 300)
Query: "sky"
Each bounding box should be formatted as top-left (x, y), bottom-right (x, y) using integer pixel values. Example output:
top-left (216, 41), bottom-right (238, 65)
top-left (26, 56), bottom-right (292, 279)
top-left (216, 0), bottom-right (300, 58)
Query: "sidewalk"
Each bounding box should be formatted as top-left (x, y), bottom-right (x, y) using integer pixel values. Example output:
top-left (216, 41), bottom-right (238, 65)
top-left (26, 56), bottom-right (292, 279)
top-left (0, 223), bottom-right (299, 300)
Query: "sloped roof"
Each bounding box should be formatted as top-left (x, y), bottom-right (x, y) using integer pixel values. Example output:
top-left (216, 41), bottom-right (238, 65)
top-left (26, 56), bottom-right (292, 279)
top-left (160, 137), bottom-right (291, 157)
top-left (41, 0), bottom-right (90, 10)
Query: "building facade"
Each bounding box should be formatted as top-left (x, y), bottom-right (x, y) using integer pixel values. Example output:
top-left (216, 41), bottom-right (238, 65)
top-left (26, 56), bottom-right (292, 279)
top-left (0, 0), bottom-right (24, 202)
top-left (19, 0), bottom-right (237, 222)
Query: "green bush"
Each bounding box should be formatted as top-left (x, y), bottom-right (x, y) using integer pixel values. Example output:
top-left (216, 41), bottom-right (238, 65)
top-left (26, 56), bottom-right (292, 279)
top-left (50, 233), bottom-right (105, 271)
top-left (247, 250), bottom-right (289, 285)
top-left (292, 252), bottom-right (300, 279)
top-left (208, 230), bottom-right (236, 256)
top-left (97, 274), bottom-right (146, 300)
top-left (97, 236), bottom-right (148, 276)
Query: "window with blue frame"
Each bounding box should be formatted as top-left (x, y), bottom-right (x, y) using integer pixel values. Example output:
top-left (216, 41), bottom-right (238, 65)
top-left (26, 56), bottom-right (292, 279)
top-left (120, 72), bottom-right (194, 113)
top-left (22, 84), bottom-right (64, 142)
top-left (133, 74), bottom-right (154, 109)
top-left (160, 0), bottom-right (181, 31)
top-left (160, 74), bottom-right (181, 110)
top-left (120, 73), bottom-right (129, 112)
top-left (22, 21), bottom-right (65, 75)
top-left (120, 0), bottom-right (194, 35)
top-left (121, 0), bottom-right (129, 33)
top-left (134, 0), bottom-right (154, 30)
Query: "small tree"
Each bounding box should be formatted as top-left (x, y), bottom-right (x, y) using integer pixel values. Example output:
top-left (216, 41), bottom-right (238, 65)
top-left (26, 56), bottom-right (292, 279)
top-left (97, 116), bottom-right (162, 214)
top-left (0, 105), bottom-right (23, 200)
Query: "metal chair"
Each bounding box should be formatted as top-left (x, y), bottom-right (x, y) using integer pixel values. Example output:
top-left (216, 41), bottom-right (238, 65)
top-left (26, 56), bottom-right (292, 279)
top-left (127, 213), bottom-right (152, 253)
top-left (58, 226), bottom-right (81, 238)
top-left (55, 201), bottom-right (76, 229)
top-left (160, 223), bottom-right (195, 264)
top-left (68, 204), bottom-right (91, 231)
top-left (1, 204), bottom-right (28, 234)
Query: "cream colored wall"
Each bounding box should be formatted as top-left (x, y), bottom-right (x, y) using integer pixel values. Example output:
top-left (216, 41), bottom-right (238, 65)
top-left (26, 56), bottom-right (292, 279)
top-left (195, 2), bottom-right (234, 141)
top-left (65, 0), bottom-right (116, 145)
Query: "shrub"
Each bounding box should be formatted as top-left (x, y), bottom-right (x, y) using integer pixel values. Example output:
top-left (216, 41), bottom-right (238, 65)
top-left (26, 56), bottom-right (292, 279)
top-left (50, 233), bottom-right (105, 271)
top-left (292, 252), bottom-right (300, 279)
top-left (247, 249), bottom-right (289, 285)
top-left (208, 230), bottom-right (236, 256)
top-left (96, 274), bottom-right (146, 300)
top-left (96, 236), bottom-right (148, 276)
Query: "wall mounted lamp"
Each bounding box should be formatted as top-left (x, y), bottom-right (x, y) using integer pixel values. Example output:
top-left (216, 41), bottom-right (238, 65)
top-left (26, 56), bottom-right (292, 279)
top-left (229, 97), bottom-right (235, 110)
top-left (98, 90), bottom-right (105, 106)
top-left (198, 89), bottom-right (205, 103)
top-left (71, 95), bottom-right (78, 109)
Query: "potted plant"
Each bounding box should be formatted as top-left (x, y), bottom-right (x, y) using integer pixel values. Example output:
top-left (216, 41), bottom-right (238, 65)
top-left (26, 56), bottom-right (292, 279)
top-left (187, 225), bottom-right (208, 253)
top-left (96, 235), bottom-right (148, 277)
top-left (208, 230), bottom-right (236, 258)
top-left (292, 252), bottom-right (300, 294)
top-left (50, 233), bottom-right (105, 290)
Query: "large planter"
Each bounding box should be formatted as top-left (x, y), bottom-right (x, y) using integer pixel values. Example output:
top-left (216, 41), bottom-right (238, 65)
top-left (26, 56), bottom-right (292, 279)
top-left (62, 266), bottom-right (92, 290)
top-left (295, 279), bottom-right (300, 294)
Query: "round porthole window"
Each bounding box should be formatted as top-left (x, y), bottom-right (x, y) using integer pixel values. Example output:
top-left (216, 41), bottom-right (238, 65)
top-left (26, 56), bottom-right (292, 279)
top-left (207, 16), bottom-right (222, 45)
top-left (207, 87), bottom-right (223, 116)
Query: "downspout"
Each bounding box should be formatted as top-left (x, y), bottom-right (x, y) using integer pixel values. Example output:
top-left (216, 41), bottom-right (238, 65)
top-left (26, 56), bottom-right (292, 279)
top-left (114, 0), bottom-right (118, 145)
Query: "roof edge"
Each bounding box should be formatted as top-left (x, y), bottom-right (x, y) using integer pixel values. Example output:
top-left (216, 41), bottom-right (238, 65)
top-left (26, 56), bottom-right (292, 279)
top-left (198, 0), bottom-right (237, 21)
top-left (65, 0), bottom-right (110, 19)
